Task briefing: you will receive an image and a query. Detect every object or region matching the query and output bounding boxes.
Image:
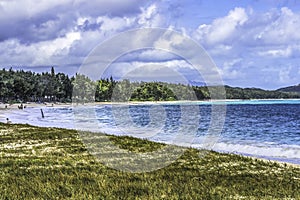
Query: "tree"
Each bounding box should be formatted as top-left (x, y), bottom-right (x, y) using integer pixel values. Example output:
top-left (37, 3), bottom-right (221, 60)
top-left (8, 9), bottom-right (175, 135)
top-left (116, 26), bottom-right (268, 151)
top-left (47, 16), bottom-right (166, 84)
top-left (72, 74), bottom-right (96, 103)
top-left (51, 67), bottom-right (55, 77)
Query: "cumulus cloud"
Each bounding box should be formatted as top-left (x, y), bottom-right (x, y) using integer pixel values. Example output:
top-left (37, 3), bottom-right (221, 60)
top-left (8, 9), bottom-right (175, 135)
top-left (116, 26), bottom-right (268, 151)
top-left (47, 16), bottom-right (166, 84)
top-left (0, 0), bottom-right (72, 42)
top-left (195, 7), bottom-right (300, 58)
top-left (191, 6), bottom-right (300, 88)
top-left (0, 31), bottom-right (81, 66)
top-left (254, 7), bottom-right (300, 45)
top-left (1, 1), bottom-right (300, 89)
top-left (137, 4), bottom-right (165, 27)
top-left (0, 0), bottom-right (148, 43)
top-left (195, 7), bottom-right (248, 45)
top-left (0, 1), bottom-right (166, 71)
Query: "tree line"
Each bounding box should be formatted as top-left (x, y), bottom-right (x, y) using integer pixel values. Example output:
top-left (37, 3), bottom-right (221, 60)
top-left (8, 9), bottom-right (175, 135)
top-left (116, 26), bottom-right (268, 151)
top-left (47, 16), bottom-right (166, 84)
top-left (0, 67), bottom-right (73, 103)
top-left (0, 67), bottom-right (299, 103)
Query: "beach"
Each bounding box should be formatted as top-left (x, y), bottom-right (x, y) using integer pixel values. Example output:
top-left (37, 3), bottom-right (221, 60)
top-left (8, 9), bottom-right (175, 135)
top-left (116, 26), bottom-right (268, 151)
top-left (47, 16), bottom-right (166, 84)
top-left (0, 100), bottom-right (300, 198)
top-left (1, 99), bottom-right (300, 166)
top-left (0, 122), bottom-right (299, 199)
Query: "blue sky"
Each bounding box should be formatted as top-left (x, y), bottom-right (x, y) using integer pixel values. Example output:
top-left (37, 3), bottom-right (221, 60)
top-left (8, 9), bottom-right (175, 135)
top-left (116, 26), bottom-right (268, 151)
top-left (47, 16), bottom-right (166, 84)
top-left (0, 0), bottom-right (300, 89)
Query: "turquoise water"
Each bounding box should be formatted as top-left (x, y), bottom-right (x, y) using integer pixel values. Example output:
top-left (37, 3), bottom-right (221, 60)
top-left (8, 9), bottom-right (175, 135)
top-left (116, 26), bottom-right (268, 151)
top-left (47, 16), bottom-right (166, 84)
top-left (3, 99), bottom-right (300, 164)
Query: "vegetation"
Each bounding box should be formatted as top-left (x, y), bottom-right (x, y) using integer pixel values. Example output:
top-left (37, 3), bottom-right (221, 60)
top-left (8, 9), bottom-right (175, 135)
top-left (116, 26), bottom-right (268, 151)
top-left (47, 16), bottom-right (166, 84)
top-left (277, 84), bottom-right (300, 94)
top-left (0, 68), bottom-right (299, 103)
top-left (224, 85), bottom-right (300, 99)
top-left (0, 67), bottom-right (73, 103)
top-left (0, 122), bottom-right (299, 199)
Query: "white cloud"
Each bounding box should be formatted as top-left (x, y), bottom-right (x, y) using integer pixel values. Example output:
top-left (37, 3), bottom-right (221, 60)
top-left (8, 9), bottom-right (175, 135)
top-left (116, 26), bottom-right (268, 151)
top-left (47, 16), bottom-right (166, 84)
top-left (138, 4), bottom-right (163, 27)
top-left (0, 0), bottom-right (146, 20)
top-left (0, 0), bottom-right (71, 20)
top-left (220, 59), bottom-right (244, 80)
top-left (189, 6), bottom-right (300, 89)
top-left (138, 4), bottom-right (157, 24)
top-left (0, 39), bottom-right (34, 64)
top-left (255, 7), bottom-right (300, 45)
top-left (258, 46), bottom-right (292, 58)
top-left (34, 31), bottom-right (81, 65)
top-left (257, 44), bottom-right (300, 58)
top-left (0, 2), bottom-right (166, 68)
top-left (208, 44), bottom-right (233, 56)
top-left (97, 16), bottom-right (136, 32)
top-left (279, 66), bottom-right (292, 83)
top-left (68, 7), bottom-right (163, 58)
top-left (194, 7), bottom-right (300, 60)
top-left (0, 31), bottom-right (81, 66)
top-left (0, 0), bottom-right (149, 43)
top-left (1, 1), bottom-right (300, 89)
top-left (195, 7), bottom-right (248, 45)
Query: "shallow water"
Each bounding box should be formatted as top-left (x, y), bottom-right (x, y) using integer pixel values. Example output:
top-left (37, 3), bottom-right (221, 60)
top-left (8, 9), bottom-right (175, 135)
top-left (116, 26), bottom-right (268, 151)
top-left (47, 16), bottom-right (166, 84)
top-left (1, 99), bottom-right (300, 164)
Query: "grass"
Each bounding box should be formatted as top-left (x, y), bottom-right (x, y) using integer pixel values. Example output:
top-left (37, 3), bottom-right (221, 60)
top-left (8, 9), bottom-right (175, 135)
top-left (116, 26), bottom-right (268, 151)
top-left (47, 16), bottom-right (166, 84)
top-left (0, 122), bottom-right (299, 199)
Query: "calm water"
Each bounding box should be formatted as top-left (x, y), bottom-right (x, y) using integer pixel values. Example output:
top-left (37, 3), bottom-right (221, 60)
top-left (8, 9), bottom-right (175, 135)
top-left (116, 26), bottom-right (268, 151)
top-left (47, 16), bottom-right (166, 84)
top-left (2, 100), bottom-right (300, 164)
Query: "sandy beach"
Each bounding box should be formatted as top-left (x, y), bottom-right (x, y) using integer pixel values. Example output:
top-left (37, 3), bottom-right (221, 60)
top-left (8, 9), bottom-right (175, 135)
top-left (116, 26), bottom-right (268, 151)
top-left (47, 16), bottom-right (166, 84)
top-left (1, 98), bottom-right (299, 110)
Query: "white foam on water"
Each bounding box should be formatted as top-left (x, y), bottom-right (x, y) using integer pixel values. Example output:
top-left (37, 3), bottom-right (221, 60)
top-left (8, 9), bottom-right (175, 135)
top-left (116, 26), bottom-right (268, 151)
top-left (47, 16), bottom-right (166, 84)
top-left (1, 103), bottom-right (300, 165)
top-left (207, 142), bottom-right (300, 164)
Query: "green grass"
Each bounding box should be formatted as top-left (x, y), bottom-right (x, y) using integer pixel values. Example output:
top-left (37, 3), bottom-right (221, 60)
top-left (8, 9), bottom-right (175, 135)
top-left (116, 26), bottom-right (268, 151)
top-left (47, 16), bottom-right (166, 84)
top-left (0, 123), bottom-right (299, 199)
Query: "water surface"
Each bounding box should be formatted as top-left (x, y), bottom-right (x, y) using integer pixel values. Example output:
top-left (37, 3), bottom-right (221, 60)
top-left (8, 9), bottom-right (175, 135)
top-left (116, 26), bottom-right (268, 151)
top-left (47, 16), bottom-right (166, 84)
top-left (2, 99), bottom-right (300, 164)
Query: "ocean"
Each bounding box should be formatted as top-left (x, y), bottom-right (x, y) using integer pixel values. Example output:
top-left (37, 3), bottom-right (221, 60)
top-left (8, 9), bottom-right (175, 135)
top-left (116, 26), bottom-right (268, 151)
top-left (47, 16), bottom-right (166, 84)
top-left (1, 99), bottom-right (300, 164)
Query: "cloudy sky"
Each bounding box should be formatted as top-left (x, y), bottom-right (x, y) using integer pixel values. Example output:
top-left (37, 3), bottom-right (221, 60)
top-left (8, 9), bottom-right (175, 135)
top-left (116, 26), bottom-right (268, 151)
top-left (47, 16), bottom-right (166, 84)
top-left (1, 0), bottom-right (300, 89)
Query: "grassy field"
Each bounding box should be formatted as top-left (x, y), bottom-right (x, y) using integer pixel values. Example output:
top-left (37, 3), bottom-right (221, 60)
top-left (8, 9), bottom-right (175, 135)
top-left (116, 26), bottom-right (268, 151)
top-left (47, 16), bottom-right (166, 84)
top-left (0, 122), bottom-right (299, 199)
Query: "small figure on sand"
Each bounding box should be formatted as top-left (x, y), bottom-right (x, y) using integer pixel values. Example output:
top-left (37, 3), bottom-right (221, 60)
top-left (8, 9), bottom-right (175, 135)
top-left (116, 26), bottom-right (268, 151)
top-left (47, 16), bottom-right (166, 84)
top-left (40, 108), bottom-right (45, 118)
top-left (6, 118), bottom-right (12, 124)
top-left (18, 103), bottom-right (23, 109)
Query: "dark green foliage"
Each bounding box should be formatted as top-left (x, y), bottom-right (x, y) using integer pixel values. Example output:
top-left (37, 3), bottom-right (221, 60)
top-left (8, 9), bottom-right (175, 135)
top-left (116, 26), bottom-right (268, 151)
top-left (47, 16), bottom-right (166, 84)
top-left (72, 74), bottom-right (97, 103)
top-left (130, 82), bottom-right (177, 101)
top-left (95, 77), bottom-right (116, 101)
top-left (0, 68), bottom-right (73, 103)
top-left (0, 68), bottom-right (299, 103)
top-left (0, 123), bottom-right (300, 199)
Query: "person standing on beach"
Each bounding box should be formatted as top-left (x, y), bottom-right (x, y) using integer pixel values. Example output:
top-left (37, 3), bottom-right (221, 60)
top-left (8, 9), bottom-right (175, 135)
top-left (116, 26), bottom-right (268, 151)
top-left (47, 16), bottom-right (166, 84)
top-left (6, 118), bottom-right (12, 124)
top-left (18, 103), bottom-right (24, 109)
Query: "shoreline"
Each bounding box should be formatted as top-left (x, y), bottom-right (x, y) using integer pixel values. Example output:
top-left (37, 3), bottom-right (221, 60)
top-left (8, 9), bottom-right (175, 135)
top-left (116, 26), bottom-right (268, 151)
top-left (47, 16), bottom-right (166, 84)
top-left (1, 100), bottom-right (299, 167)
top-left (1, 98), bottom-right (300, 109)
top-left (0, 121), bottom-right (299, 169)
top-left (1, 119), bottom-right (299, 167)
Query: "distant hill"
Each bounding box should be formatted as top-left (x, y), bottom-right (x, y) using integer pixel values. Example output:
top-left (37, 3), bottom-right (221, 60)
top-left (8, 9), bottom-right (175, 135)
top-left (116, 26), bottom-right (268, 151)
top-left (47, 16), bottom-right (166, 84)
top-left (188, 80), bottom-right (206, 86)
top-left (277, 84), bottom-right (300, 94)
top-left (223, 85), bottom-right (300, 99)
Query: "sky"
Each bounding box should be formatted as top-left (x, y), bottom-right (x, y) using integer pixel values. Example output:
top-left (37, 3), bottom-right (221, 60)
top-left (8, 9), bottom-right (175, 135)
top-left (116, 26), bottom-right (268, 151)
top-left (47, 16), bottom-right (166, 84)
top-left (1, 0), bottom-right (300, 89)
